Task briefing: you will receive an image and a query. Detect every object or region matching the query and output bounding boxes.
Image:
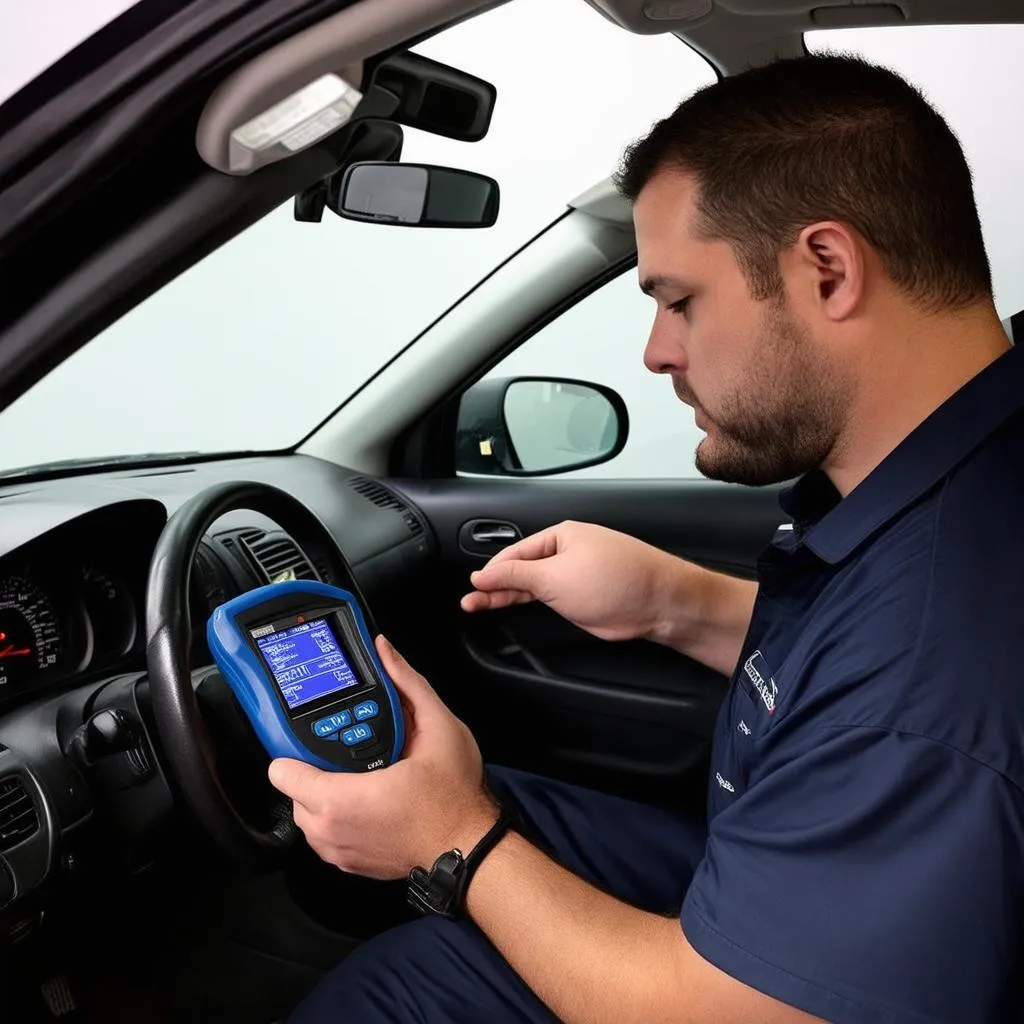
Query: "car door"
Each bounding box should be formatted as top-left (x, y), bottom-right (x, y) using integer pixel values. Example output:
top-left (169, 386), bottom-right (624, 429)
top-left (390, 263), bottom-right (785, 810)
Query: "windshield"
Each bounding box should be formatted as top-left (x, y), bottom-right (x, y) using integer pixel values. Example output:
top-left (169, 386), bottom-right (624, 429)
top-left (0, 0), bottom-right (713, 475)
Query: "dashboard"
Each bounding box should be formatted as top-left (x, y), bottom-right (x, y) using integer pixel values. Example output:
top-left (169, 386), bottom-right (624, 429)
top-left (0, 453), bottom-right (433, 932)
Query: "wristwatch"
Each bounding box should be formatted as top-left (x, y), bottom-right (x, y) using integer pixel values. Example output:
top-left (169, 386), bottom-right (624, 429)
top-left (406, 802), bottom-right (515, 919)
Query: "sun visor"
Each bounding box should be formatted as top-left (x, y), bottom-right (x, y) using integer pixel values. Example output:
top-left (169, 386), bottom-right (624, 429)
top-left (195, 0), bottom-right (495, 175)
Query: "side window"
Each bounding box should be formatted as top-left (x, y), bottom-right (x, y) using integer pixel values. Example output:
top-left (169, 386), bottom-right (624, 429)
top-left (456, 269), bottom-right (706, 479)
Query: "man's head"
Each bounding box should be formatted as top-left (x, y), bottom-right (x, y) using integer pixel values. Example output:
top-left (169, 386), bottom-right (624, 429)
top-left (615, 53), bottom-right (993, 487)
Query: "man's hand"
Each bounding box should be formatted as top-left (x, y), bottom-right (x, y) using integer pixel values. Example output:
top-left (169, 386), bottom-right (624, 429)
top-left (462, 520), bottom-right (684, 642)
top-left (268, 635), bottom-right (498, 879)
top-left (463, 520), bottom-right (758, 677)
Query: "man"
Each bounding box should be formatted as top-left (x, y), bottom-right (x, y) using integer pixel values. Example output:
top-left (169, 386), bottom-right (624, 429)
top-left (279, 53), bottom-right (1024, 1022)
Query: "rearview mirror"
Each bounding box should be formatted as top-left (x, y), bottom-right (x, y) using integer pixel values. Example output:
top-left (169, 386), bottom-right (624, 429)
top-left (455, 377), bottom-right (629, 477)
top-left (331, 162), bottom-right (499, 228)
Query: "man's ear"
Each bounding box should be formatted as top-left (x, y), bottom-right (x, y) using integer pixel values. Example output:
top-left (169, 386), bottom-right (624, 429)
top-left (791, 221), bottom-right (865, 321)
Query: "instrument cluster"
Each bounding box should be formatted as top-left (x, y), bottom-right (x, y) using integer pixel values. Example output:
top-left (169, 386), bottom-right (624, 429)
top-left (0, 497), bottom-right (334, 703)
top-left (0, 500), bottom-right (173, 702)
top-left (0, 561), bottom-right (141, 699)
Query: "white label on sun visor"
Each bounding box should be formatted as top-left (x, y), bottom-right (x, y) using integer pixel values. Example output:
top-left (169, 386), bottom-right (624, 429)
top-left (231, 74), bottom-right (362, 153)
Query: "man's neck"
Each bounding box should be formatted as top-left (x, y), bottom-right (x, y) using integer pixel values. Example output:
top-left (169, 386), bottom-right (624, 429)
top-left (824, 303), bottom-right (1011, 498)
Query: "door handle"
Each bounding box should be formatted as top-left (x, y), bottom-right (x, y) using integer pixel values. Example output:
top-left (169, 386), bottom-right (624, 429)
top-left (458, 519), bottom-right (522, 555)
top-left (471, 523), bottom-right (519, 544)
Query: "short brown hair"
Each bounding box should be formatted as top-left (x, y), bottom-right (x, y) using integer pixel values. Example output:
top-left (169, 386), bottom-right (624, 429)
top-left (615, 53), bottom-right (991, 310)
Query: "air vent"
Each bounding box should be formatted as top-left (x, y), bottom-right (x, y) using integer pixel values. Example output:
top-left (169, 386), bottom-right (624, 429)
top-left (0, 776), bottom-right (39, 851)
top-left (348, 476), bottom-right (424, 538)
top-left (238, 529), bottom-right (317, 583)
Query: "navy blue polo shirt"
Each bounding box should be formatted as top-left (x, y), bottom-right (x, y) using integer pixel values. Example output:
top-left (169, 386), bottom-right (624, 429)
top-left (681, 343), bottom-right (1024, 1023)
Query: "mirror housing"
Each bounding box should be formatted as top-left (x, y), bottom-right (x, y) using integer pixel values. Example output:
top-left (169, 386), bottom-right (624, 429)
top-left (330, 161), bottom-right (499, 228)
top-left (456, 377), bottom-right (628, 477)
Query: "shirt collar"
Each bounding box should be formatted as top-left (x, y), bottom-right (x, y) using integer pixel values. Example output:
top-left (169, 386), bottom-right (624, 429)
top-left (780, 342), bottom-right (1024, 565)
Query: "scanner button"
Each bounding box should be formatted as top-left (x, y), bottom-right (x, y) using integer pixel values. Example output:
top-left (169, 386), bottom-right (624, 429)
top-left (353, 701), bottom-right (379, 722)
top-left (312, 711), bottom-right (351, 738)
top-left (341, 724), bottom-right (374, 746)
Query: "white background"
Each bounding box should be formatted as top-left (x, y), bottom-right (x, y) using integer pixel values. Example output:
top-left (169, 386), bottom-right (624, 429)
top-left (0, 3), bottom-right (1021, 479)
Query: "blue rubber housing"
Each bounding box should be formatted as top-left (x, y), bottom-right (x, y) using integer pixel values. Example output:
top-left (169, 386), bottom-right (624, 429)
top-left (206, 579), bottom-right (405, 771)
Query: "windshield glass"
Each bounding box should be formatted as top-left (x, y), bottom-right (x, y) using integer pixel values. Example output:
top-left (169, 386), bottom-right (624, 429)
top-left (0, 0), bottom-right (714, 475)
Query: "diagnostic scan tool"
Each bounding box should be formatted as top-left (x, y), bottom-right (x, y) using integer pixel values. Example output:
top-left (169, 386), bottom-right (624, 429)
top-left (207, 579), bottom-right (404, 771)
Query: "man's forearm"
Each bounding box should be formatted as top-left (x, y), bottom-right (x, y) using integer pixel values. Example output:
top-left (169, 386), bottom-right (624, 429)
top-left (646, 559), bottom-right (757, 677)
top-left (461, 827), bottom-right (817, 1024)
top-left (464, 830), bottom-right (693, 1024)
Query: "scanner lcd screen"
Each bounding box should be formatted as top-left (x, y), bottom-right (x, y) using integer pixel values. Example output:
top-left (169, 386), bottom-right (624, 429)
top-left (254, 617), bottom-right (359, 710)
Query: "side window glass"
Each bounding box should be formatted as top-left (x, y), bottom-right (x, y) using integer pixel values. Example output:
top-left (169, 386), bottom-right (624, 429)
top-left (455, 270), bottom-right (706, 479)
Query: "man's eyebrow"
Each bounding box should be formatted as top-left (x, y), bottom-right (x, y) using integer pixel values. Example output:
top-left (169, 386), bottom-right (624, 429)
top-left (639, 274), bottom-right (693, 296)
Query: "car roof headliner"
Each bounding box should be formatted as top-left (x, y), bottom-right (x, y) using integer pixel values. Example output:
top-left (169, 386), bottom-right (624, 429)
top-left (591, 0), bottom-right (1024, 73)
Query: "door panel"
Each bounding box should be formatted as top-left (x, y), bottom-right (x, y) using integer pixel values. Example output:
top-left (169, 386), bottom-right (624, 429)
top-left (392, 476), bottom-right (783, 808)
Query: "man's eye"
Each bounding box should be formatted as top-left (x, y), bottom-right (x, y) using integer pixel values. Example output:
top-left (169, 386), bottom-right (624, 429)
top-left (668, 297), bottom-right (691, 316)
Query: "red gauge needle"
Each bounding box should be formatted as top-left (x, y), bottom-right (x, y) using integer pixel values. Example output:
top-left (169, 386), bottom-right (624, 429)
top-left (0, 645), bottom-right (30, 658)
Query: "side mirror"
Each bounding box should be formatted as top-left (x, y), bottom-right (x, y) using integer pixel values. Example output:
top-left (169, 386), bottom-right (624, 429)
top-left (330, 161), bottom-right (499, 228)
top-left (456, 377), bottom-right (628, 477)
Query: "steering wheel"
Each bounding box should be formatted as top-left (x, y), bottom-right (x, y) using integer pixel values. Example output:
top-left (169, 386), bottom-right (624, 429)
top-left (144, 480), bottom-right (373, 868)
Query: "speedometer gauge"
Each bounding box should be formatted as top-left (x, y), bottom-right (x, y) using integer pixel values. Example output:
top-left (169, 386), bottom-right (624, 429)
top-left (0, 576), bottom-right (61, 689)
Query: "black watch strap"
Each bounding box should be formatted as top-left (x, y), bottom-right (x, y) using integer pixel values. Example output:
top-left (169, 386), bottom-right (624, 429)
top-left (407, 803), bottom-right (515, 919)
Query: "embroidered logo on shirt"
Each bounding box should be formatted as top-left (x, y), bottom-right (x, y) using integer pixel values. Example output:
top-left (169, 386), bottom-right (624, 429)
top-left (715, 772), bottom-right (735, 793)
top-left (744, 650), bottom-right (778, 715)
top-left (737, 719), bottom-right (752, 736)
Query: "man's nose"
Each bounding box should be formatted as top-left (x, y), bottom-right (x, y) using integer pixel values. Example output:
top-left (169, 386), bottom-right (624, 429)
top-left (643, 315), bottom-right (686, 375)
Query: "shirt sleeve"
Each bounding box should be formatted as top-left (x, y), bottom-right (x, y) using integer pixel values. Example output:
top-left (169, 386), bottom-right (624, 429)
top-left (682, 725), bottom-right (1024, 1024)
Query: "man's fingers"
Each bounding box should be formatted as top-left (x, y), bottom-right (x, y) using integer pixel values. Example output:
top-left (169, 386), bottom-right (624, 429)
top-left (268, 758), bottom-right (328, 810)
top-left (460, 588), bottom-right (535, 613)
top-left (466, 526), bottom-right (564, 604)
top-left (469, 555), bottom-right (546, 600)
top-left (473, 526), bottom-right (560, 571)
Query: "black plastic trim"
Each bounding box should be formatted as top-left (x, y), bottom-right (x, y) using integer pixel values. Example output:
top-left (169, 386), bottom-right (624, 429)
top-left (392, 475), bottom-right (781, 577)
